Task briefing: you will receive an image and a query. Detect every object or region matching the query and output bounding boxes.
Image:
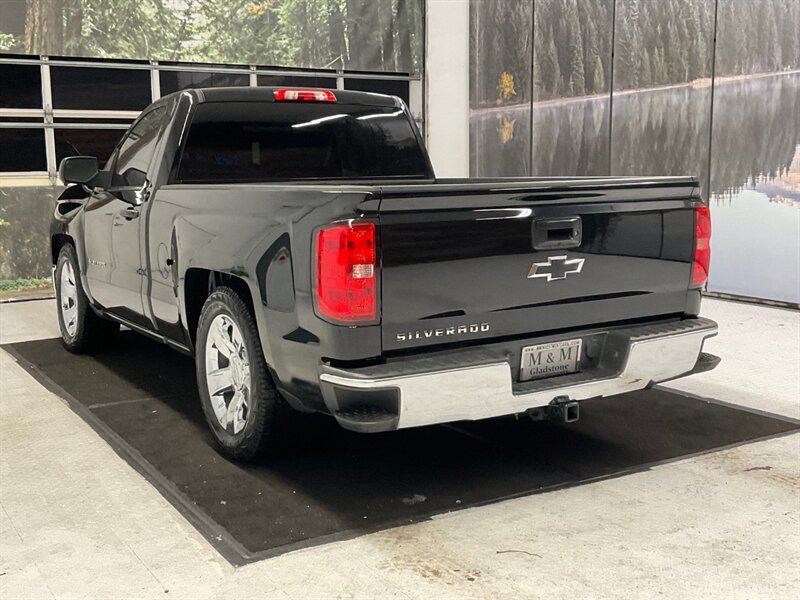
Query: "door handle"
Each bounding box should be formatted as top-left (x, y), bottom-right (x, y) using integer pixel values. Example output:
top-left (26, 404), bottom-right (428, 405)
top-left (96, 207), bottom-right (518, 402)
top-left (532, 217), bottom-right (582, 250)
top-left (119, 207), bottom-right (140, 221)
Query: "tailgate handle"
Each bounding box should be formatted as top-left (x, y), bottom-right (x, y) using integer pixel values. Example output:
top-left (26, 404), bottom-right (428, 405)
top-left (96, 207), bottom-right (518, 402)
top-left (532, 217), bottom-right (582, 250)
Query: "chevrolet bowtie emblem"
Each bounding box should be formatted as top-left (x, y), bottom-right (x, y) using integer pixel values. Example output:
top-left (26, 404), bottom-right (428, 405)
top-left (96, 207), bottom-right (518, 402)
top-left (527, 255), bottom-right (585, 282)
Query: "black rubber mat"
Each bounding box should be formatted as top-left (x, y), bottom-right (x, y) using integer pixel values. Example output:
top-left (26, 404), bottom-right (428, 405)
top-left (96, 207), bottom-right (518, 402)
top-left (5, 333), bottom-right (798, 565)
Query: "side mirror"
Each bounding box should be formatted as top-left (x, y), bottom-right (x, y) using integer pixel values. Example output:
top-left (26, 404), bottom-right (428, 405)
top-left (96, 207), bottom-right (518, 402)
top-left (59, 156), bottom-right (99, 185)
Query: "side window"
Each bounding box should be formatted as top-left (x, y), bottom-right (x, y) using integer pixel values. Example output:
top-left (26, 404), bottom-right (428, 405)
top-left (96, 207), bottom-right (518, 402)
top-left (112, 106), bottom-right (167, 187)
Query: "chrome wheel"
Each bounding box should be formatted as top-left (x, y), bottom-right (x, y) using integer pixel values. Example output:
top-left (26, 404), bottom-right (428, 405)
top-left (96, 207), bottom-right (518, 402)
top-left (60, 260), bottom-right (79, 337)
top-left (205, 314), bottom-right (251, 434)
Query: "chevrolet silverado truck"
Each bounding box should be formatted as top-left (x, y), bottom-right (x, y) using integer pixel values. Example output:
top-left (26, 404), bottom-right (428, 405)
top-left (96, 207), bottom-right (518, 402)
top-left (51, 86), bottom-right (719, 461)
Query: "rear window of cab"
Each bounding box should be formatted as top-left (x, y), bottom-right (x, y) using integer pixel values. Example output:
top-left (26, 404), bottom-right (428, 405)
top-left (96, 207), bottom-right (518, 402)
top-left (175, 102), bottom-right (431, 183)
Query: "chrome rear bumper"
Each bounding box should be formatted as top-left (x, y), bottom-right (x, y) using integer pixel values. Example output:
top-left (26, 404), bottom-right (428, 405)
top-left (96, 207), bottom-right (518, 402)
top-left (319, 318), bottom-right (719, 432)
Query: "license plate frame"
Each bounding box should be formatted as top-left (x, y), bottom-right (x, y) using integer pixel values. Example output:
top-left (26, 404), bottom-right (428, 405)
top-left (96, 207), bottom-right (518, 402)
top-left (519, 338), bottom-right (582, 382)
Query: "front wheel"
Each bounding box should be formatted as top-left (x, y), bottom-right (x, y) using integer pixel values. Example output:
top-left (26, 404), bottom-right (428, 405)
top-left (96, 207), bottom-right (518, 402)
top-left (195, 287), bottom-right (293, 462)
top-left (55, 244), bottom-right (119, 353)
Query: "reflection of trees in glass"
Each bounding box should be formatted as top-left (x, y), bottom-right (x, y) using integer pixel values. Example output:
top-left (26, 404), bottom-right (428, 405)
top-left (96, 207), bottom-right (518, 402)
top-left (717, 0), bottom-right (800, 77)
top-left (4, 0), bottom-right (422, 73)
top-left (611, 85), bottom-right (711, 187)
top-left (472, 73), bottom-right (800, 196)
top-left (710, 75), bottom-right (800, 197)
top-left (535, 0), bottom-right (615, 103)
top-left (469, 107), bottom-right (531, 177)
top-left (470, 0), bottom-right (800, 107)
top-left (470, 0), bottom-right (532, 108)
top-left (531, 98), bottom-right (610, 176)
top-left (541, 0), bottom-right (714, 98)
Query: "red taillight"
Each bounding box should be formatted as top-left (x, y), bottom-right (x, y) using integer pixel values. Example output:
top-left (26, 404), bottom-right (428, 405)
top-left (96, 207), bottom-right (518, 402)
top-left (274, 88), bottom-right (337, 102)
top-left (692, 204), bottom-right (712, 287)
top-left (315, 222), bottom-right (377, 324)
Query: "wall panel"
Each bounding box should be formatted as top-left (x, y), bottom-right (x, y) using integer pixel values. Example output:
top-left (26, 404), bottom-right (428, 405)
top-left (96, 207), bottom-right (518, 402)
top-left (531, 0), bottom-right (613, 176)
top-left (609, 0), bottom-right (715, 195)
top-left (469, 0), bottom-right (532, 177)
top-left (706, 0), bottom-right (800, 304)
top-left (469, 0), bottom-right (800, 304)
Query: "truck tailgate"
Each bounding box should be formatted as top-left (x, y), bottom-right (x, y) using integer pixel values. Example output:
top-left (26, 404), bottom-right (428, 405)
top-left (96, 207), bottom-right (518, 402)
top-left (378, 177), bottom-right (699, 352)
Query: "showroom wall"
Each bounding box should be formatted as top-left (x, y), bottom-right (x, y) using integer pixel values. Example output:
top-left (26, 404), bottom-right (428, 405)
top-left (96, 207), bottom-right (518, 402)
top-left (0, 0), bottom-right (423, 72)
top-left (470, 0), bottom-right (800, 305)
top-left (0, 0), bottom-right (423, 284)
top-left (1, 0), bottom-right (798, 305)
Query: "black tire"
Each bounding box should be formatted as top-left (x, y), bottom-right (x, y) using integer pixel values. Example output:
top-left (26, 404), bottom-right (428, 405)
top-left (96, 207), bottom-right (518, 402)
top-left (55, 244), bottom-right (119, 353)
top-left (195, 286), bottom-right (294, 462)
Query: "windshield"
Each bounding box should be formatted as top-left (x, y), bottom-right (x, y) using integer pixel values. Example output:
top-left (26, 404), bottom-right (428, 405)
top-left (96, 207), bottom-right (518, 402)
top-left (175, 101), bottom-right (431, 183)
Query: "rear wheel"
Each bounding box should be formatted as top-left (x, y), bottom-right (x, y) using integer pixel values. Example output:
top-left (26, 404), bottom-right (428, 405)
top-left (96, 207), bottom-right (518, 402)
top-left (55, 244), bottom-right (119, 353)
top-left (196, 286), bottom-right (293, 461)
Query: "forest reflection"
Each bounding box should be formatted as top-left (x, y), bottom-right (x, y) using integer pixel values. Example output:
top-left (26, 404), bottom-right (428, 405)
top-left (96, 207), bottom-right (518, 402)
top-left (470, 72), bottom-right (800, 200)
top-left (469, 71), bottom-right (800, 303)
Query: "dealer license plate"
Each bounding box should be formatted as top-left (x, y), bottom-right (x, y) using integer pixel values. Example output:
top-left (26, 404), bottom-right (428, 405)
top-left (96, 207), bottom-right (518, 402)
top-left (519, 339), bottom-right (582, 382)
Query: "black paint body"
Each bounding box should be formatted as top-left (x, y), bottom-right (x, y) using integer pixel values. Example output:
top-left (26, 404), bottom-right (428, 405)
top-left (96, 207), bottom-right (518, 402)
top-left (51, 87), bottom-right (705, 416)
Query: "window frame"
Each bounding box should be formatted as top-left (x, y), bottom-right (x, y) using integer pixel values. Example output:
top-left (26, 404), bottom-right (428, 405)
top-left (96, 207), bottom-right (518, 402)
top-left (106, 104), bottom-right (170, 187)
top-left (0, 55), bottom-right (423, 184)
top-left (172, 101), bottom-right (431, 184)
top-left (49, 64), bottom-right (153, 112)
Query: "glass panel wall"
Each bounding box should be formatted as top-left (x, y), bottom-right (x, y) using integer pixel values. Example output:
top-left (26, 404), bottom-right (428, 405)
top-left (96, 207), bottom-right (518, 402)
top-left (0, 129), bottom-right (47, 171)
top-left (0, 53), bottom-right (421, 284)
top-left (257, 73), bottom-right (337, 89)
top-left (469, 0), bottom-right (533, 177)
top-left (344, 78), bottom-right (410, 104)
top-left (161, 69), bottom-right (250, 95)
top-left (50, 65), bottom-right (153, 111)
top-left (532, 0), bottom-right (613, 176)
top-left (0, 55), bottom-right (420, 180)
top-left (706, 0), bottom-right (800, 304)
top-left (609, 0), bottom-right (715, 195)
top-left (54, 129), bottom-right (126, 168)
top-left (469, 0), bottom-right (800, 305)
top-left (0, 63), bottom-right (42, 108)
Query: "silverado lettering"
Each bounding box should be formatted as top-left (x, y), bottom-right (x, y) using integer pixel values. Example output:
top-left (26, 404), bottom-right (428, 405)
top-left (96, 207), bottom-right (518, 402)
top-left (396, 322), bottom-right (490, 342)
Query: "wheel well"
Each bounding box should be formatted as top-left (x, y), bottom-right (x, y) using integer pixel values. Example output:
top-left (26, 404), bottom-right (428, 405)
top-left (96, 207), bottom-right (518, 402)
top-left (51, 234), bottom-right (73, 264)
top-left (184, 268), bottom-right (256, 343)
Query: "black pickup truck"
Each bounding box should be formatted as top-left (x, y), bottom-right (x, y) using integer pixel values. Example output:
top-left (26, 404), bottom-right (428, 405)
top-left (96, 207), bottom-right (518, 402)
top-left (52, 86), bottom-right (719, 461)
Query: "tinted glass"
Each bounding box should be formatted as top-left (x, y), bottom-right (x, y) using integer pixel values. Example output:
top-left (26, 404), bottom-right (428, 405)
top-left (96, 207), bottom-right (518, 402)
top-left (344, 79), bottom-right (409, 104)
top-left (0, 128), bottom-right (46, 171)
top-left (0, 116), bottom-right (42, 123)
top-left (176, 102), bottom-right (430, 183)
top-left (160, 70), bottom-right (249, 95)
top-left (55, 129), bottom-right (126, 168)
top-left (257, 74), bottom-right (337, 89)
top-left (0, 64), bottom-right (42, 108)
top-left (50, 66), bottom-right (151, 110)
top-left (112, 106), bottom-right (167, 186)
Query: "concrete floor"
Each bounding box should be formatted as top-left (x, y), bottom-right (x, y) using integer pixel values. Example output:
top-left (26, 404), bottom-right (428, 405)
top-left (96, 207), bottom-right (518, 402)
top-left (0, 298), bottom-right (798, 599)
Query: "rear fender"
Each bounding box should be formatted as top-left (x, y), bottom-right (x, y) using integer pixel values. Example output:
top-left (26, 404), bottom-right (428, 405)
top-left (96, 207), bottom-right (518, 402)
top-left (173, 213), bottom-right (288, 364)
